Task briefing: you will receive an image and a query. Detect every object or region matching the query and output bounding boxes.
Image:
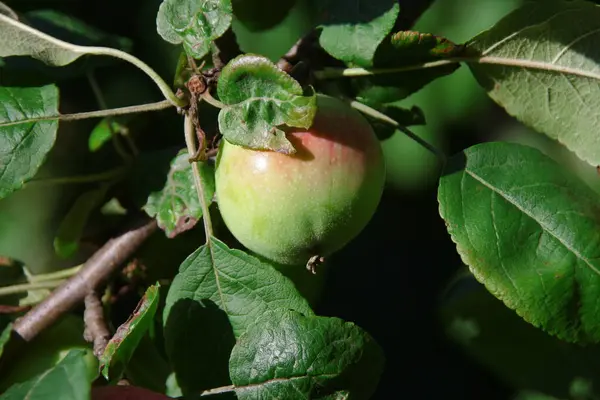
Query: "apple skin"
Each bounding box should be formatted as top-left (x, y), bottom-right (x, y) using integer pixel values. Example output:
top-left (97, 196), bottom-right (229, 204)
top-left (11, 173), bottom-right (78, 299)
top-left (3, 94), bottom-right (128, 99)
top-left (215, 94), bottom-right (385, 266)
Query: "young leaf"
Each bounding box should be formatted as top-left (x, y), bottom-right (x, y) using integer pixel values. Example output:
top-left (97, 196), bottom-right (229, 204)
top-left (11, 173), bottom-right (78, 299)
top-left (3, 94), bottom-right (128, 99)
top-left (156, 0), bottom-right (233, 59)
top-left (54, 187), bottom-right (107, 258)
top-left (0, 85), bottom-right (59, 200)
top-left (314, 0), bottom-right (399, 67)
top-left (352, 31), bottom-right (463, 105)
top-left (438, 142), bottom-right (600, 344)
top-left (229, 310), bottom-right (384, 400)
top-left (100, 283), bottom-right (161, 381)
top-left (0, 349), bottom-right (93, 400)
top-left (466, 0), bottom-right (600, 166)
top-left (144, 150), bottom-right (215, 238)
top-left (163, 237), bottom-right (314, 394)
top-left (217, 54), bottom-right (317, 153)
top-left (88, 119), bottom-right (129, 152)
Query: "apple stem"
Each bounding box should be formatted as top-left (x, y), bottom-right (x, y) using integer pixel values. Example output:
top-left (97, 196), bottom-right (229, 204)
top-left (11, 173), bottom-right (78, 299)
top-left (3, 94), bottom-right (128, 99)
top-left (184, 114), bottom-right (214, 240)
top-left (349, 100), bottom-right (448, 166)
top-left (202, 90), bottom-right (226, 109)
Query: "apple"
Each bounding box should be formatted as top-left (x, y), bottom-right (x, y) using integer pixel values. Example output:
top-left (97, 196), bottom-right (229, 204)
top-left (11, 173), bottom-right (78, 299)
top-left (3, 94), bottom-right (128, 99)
top-left (215, 94), bottom-right (385, 267)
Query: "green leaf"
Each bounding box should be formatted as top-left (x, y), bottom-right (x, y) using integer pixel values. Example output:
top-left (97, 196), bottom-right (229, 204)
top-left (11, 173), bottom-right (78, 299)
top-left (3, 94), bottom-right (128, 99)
top-left (0, 12), bottom-right (89, 67)
top-left (217, 54), bottom-right (317, 153)
top-left (0, 323), bottom-right (12, 360)
top-left (231, 0), bottom-right (296, 31)
top-left (156, 0), bottom-right (233, 59)
top-left (353, 31), bottom-right (463, 104)
top-left (440, 273), bottom-right (600, 398)
top-left (438, 142), bottom-right (600, 344)
top-left (0, 349), bottom-right (93, 400)
top-left (143, 150), bottom-right (215, 238)
top-left (163, 237), bottom-right (314, 394)
top-left (314, 0), bottom-right (399, 67)
top-left (230, 310), bottom-right (384, 400)
top-left (100, 283), bottom-right (161, 381)
top-left (88, 118), bottom-right (129, 152)
top-left (54, 187), bottom-right (106, 258)
top-left (0, 316), bottom-right (96, 393)
top-left (0, 85), bottom-right (59, 200)
top-left (466, 0), bottom-right (600, 166)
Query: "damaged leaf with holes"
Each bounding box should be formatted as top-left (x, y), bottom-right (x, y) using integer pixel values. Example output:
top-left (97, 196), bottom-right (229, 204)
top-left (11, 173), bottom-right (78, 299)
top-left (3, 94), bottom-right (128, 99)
top-left (217, 54), bottom-right (317, 154)
top-left (144, 150), bottom-right (215, 238)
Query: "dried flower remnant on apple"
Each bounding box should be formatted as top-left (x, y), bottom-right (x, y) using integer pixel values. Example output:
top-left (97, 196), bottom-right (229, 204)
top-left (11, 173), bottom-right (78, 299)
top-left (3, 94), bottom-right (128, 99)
top-left (215, 94), bottom-right (385, 270)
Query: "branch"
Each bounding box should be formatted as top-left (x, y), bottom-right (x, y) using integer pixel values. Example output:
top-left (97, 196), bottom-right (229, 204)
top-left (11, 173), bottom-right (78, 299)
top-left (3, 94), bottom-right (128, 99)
top-left (83, 291), bottom-right (111, 358)
top-left (13, 218), bottom-right (158, 342)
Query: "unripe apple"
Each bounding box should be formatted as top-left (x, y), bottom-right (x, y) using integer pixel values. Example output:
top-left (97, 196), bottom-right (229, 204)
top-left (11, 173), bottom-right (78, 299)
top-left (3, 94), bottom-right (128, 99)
top-left (215, 94), bottom-right (385, 267)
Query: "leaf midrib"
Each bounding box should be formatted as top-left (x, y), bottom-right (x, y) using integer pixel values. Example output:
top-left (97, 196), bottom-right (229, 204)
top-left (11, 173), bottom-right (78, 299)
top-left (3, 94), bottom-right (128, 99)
top-left (464, 168), bottom-right (600, 277)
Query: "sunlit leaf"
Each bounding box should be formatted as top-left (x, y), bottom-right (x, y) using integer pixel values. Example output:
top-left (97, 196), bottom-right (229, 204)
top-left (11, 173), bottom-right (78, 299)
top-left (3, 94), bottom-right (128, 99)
top-left (314, 0), bottom-right (399, 67)
top-left (438, 142), bottom-right (600, 343)
top-left (163, 237), bottom-right (313, 394)
top-left (230, 310), bottom-right (384, 399)
top-left (217, 54), bottom-right (316, 153)
top-left (467, 0), bottom-right (600, 166)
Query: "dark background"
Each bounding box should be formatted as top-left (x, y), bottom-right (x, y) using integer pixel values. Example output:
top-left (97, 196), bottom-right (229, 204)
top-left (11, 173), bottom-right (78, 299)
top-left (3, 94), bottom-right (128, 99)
top-left (2, 1), bottom-right (600, 399)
